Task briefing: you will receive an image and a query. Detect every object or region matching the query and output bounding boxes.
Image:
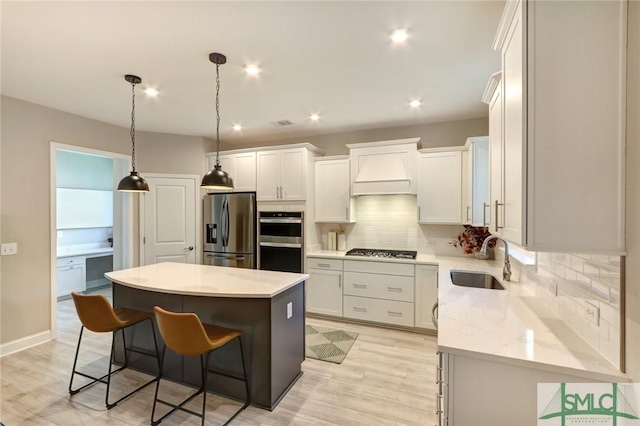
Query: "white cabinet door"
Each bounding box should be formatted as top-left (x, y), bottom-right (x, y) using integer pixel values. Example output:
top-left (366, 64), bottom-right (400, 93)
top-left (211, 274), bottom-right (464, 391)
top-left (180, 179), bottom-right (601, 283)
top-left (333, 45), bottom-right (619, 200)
top-left (57, 264), bottom-right (86, 297)
top-left (314, 158), bottom-right (355, 223)
top-left (487, 76), bottom-right (503, 235)
top-left (415, 264), bottom-right (438, 330)
top-left (501, 0), bottom-right (525, 245)
top-left (418, 151), bottom-right (462, 224)
top-left (256, 151), bottom-right (280, 201)
top-left (280, 149), bottom-right (306, 200)
top-left (461, 148), bottom-right (472, 225)
top-left (306, 268), bottom-right (343, 316)
top-left (206, 152), bottom-right (256, 193)
top-left (468, 137), bottom-right (490, 227)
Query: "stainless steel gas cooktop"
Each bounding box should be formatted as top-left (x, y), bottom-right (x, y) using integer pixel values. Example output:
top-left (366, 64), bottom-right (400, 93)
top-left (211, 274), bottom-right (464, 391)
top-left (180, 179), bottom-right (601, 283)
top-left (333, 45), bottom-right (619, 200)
top-left (345, 248), bottom-right (417, 260)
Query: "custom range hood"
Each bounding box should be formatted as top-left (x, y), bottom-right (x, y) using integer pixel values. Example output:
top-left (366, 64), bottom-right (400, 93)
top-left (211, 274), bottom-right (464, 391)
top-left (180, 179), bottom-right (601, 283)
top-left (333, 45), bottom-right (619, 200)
top-left (347, 138), bottom-right (420, 196)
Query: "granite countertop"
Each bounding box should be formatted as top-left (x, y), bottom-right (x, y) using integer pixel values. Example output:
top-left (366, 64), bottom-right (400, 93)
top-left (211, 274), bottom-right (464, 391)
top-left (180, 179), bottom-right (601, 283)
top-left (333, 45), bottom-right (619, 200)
top-left (105, 262), bottom-right (309, 298)
top-left (57, 243), bottom-right (113, 258)
top-left (306, 250), bottom-right (627, 382)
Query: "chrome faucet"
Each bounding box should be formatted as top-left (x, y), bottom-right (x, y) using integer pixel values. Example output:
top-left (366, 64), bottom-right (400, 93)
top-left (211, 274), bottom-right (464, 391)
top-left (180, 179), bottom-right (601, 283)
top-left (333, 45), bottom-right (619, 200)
top-left (480, 235), bottom-right (511, 281)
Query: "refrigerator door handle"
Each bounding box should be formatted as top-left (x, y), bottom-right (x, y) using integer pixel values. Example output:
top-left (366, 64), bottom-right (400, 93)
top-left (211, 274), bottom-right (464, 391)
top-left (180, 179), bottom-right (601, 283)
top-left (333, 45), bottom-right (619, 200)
top-left (224, 199), bottom-right (230, 247)
top-left (221, 198), bottom-right (230, 247)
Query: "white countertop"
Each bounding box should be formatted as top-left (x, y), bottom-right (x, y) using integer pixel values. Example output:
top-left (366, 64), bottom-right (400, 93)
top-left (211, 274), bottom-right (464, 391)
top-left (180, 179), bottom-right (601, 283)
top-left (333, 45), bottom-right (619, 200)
top-left (57, 243), bottom-right (113, 258)
top-left (306, 250), bottom-right (627, 382)
top-left (105, 262), bottom-right (309, 298)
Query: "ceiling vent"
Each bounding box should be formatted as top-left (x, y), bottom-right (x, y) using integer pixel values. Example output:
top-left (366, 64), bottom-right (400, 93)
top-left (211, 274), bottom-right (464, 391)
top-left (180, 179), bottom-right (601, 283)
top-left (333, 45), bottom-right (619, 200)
top-left (270, 119), bottom-right (294, 127)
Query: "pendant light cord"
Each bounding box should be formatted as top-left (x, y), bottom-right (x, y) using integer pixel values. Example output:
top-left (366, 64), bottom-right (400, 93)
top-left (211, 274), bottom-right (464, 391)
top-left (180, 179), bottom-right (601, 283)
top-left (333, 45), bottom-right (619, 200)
top-left (130, 80), bottom-right (137, 172)
top-left (215, 62), bottom-right (221, 168)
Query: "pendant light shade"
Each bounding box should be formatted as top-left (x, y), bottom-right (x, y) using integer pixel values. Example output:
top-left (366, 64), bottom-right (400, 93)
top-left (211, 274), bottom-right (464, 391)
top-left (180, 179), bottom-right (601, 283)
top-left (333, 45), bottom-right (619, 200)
top-left (201, 53), bottom-right (234, 190)
top-left (118, 74), bottom-right (149, 193)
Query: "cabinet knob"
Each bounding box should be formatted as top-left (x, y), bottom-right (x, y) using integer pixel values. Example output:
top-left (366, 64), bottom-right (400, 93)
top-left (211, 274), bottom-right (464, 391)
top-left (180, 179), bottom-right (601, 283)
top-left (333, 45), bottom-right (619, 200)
top-left (187, 246), bottom-right (194, 251)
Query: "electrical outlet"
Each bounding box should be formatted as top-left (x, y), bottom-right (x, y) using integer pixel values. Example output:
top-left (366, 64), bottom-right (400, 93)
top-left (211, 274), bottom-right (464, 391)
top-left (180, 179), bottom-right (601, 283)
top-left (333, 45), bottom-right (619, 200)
top-left (1, 242), bottom-right (18, 256)
top-left (287, 302), bottom-right (293, 319)
top-left (583, 301), bottom-right (600, 326)
top-left (425, 238), bottom-right (435, 248)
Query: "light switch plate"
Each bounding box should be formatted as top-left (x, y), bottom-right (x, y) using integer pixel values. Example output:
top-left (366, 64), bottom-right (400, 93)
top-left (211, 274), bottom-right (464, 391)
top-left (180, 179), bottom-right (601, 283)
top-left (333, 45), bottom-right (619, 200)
top-left (1, 242), bottom-right (18, 256)
top-left (287, 302), bottom-right (293, 319)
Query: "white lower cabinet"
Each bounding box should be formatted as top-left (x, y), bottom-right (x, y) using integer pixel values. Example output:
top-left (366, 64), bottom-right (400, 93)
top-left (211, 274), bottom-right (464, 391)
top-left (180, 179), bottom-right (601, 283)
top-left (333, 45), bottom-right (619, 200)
top-left (437, 351), bottom-right (611, 426)
top-left (306, 256), bottom-right (439, 331)
top-left (343, 295), bottom-right (413, 327)
top-left (342, 260), bottom-right (415, 327)
top-left (415, 264), bottom-right (438, 330)
top-left (56, 256), bottom-right (86, 297)
top-left (306, 258), bottom-right (343, 316)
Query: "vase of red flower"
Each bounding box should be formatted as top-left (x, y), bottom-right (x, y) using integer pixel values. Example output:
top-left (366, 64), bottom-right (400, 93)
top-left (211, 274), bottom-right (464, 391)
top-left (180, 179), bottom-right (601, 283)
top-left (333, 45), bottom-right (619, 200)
top-left (453, 225), bottom-right (497, 258)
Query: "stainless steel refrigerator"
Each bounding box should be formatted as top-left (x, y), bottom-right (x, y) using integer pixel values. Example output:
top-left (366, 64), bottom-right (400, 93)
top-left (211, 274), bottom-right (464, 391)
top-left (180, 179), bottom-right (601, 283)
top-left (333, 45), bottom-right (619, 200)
top-left (203, 192), bottom-right (256, 269)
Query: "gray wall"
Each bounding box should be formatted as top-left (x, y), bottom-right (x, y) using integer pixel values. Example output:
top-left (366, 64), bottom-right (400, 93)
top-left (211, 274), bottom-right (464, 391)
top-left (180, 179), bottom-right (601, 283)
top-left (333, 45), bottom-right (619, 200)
top-left (0, 96), bottom-right (206, 344)
top-left (215, 117), bottom-right (489, 155)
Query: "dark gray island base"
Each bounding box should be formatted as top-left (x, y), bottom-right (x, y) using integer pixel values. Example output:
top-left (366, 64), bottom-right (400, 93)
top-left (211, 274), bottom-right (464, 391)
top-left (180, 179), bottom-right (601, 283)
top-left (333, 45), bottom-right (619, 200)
top-left (112, 281), bottom-right (305, 410)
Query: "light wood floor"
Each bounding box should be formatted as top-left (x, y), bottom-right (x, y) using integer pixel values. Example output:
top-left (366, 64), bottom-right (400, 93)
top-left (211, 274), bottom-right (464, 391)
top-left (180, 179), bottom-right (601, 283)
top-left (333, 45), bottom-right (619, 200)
top-left (1, 285), bottom-right (438, 425)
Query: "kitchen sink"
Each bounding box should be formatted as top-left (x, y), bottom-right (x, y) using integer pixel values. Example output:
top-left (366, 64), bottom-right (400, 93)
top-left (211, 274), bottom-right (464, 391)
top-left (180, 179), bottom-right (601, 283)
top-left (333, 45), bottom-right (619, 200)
top-left (450, 270), bottom-right (505, 290)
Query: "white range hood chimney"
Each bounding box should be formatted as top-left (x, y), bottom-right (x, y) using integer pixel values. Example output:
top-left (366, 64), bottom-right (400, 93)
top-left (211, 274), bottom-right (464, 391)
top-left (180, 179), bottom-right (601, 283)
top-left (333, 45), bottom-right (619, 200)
top-left (347, 138), bottom-right (420, 196)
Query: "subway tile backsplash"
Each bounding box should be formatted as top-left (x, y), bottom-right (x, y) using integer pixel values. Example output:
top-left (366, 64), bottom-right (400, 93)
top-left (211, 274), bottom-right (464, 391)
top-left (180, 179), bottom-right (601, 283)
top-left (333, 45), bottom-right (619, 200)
top-left (532, 252), bottom-right (622, 368)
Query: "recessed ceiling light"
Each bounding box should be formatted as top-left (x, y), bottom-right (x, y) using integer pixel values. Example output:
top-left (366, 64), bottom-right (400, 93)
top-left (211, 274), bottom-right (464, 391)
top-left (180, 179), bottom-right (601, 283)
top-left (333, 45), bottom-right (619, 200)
top-left (144, 87), bottom-right (159, 97)
top-left (390, 27), bottom-right (412, 44)
top-left (243, 64), bottom-right (261, 76)
top-left (409, 99), bottom-right (422, 108)
top-left (309, 113), bottom-right (320, 121)
top-left (232, 124), bottom-right (243, 131)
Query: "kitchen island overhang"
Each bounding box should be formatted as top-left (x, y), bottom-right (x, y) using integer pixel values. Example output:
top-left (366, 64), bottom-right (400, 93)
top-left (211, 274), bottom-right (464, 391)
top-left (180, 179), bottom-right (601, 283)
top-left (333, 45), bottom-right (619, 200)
top-left (105, 262), bottom-right (308, 410)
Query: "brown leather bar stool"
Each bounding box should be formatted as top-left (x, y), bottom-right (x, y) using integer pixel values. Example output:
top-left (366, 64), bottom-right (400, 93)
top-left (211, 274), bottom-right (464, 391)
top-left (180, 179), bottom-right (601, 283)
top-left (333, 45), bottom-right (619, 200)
top-left (151, 306), bottom-right (250, 426)
top-left (69, 292), bottom-right (160, 409)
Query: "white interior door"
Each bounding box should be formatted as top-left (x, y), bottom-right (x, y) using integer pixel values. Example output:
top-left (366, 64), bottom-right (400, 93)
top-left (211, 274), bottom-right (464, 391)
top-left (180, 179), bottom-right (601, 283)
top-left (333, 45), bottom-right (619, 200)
top-left (142, 175), bottom-right (198, 265)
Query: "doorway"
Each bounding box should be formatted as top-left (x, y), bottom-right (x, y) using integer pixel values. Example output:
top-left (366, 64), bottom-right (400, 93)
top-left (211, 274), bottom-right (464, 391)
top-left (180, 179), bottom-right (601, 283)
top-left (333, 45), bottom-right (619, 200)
top-left (49, 142), bottom-right (134, 340)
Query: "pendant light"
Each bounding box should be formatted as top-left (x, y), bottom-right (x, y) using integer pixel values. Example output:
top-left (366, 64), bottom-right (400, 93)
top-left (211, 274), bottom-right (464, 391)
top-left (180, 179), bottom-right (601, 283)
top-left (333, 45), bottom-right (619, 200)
top-left (201, 53), bottom-right (234, 190)
top-left (117, 74), bottom-right (149, 192)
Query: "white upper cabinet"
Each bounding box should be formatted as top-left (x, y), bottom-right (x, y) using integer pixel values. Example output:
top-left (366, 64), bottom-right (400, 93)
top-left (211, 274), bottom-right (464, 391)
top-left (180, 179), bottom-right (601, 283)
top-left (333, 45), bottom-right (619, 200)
top-left (482, 72), bottom-right (503, 236)
top-left (314, 156), bottom-right (356, 223)
top-left (256, 144), bottom-right (322, 201)
top-left (488, 0), bottom-right (626, 253)
top-left (417, 149), bottom-right (463, 224)
top-left (462, 137), bottom-right (490, 227)
top-left (206, 151), bottom-right (256, 192)
top-left (347, 138), bottom-right (420, 196)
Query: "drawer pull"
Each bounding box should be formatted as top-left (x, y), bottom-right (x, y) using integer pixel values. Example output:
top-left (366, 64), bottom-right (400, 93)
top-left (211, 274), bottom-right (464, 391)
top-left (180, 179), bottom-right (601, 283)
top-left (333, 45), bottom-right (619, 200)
top-left (352, 307), bottom-right (367, 312)
top-left (387, 287), bottom-right (403, 292)
top-left (317, 263), bottom-right (331, 267)
top-left (352, 283), bottom-right (367, 289)
top-left (387, 311), bottom-right (403, 316)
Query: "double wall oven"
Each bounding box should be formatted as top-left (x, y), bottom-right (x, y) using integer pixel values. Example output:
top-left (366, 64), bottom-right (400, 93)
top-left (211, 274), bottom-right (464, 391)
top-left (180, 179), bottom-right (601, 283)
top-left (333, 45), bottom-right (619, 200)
top-left (258, 212), bottom-right (304, 273)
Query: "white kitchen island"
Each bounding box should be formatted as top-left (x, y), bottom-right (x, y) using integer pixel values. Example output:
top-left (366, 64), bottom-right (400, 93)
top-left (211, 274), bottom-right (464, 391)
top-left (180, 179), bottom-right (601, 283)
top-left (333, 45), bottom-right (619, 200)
top-left (105, 262), bottom-right (309, 410)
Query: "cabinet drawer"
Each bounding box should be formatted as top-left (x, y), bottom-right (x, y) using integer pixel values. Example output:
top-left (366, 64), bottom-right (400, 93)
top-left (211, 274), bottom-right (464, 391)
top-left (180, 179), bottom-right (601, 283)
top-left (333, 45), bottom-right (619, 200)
top-left (343, 295), bottom-right (414, 327)
top-left (343, 272), bottom-right (414, 302)
top-left (307, 257), bottom-right (343, 271)
top-left (56, 255), bottom-right (86, 267)
top-left (343, 260), bottom-right (414, 276)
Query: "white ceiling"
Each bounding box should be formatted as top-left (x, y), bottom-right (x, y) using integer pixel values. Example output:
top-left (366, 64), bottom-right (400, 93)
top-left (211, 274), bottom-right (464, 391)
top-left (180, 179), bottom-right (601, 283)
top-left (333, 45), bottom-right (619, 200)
top-left (1, 1), bottom-right (504, 144)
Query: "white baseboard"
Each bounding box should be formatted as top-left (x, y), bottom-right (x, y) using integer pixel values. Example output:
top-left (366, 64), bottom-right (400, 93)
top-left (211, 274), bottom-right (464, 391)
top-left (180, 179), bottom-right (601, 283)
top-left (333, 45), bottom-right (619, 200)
top-left (0, 330), bottom-right (51, 357)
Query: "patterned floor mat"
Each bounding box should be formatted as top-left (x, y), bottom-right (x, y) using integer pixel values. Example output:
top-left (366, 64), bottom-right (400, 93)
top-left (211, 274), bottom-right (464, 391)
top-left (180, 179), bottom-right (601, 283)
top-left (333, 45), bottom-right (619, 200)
top-left (305, 324), bottom-right (359, 364)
